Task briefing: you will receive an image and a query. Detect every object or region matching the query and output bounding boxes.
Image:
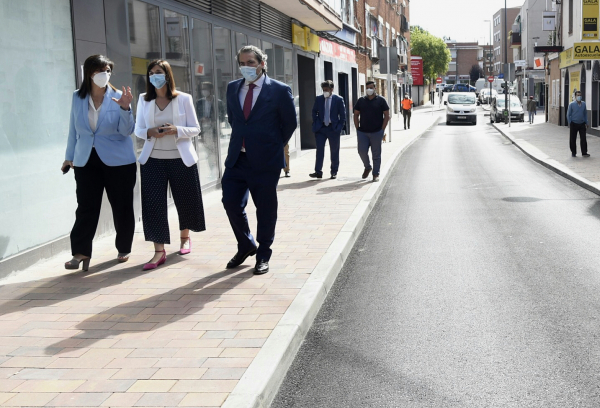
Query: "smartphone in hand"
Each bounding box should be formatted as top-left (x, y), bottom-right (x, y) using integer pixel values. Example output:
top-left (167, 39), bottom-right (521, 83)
top-left (62, 165), bottom-right (71, 174)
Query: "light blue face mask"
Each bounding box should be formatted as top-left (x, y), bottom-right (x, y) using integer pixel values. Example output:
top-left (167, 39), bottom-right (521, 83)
top-left (577, 96), bottom-right (582, 102)
top-left (149, 73), bottom-right (167, 89)
top-left (240, 66), bottom-right (260, 83)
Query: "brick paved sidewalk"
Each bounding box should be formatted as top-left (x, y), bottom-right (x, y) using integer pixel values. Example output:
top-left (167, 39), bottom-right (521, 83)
top-left (0, 111), bottom-right (438, 408)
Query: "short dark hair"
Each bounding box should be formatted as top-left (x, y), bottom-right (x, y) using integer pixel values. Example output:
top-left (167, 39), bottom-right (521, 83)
top-left (236, 46), bottom-right (268, 73)
top-left (145, 59), bottom-right (179, 101)
top-left (575, 90), bottom-right (582, 94)
top-left (366, 80), bottom-right (375, 87)
top-left (321, 80), bottom-right (334, 89)
top-left (77, 55), bottom-right (117, 99)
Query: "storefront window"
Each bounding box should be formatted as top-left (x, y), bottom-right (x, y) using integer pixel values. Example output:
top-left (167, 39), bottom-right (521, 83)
top-left (128, 0), bottom-right (161, 151)
top-left (274, 44), bottom-right (285, 83)
top-left (248, 36), bottom-right (261, 48)
top-left (263, 41), bottom-right (274, 77)
top-left (191, 18), bottom-right (220, 184)
top-left (164, 9), bottom-right (191, 94)
top-left (214, 26), bottom-right (234, 171)
top-left (0, 0), bottom-right (76, 260)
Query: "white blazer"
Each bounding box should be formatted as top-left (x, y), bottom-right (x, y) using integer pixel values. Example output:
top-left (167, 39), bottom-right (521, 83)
top-left (135, 92), bottom-right (200, 167)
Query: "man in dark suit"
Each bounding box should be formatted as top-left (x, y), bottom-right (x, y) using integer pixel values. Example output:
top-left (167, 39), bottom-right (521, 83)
top-left (222, 45), bottom-right (297, 275)
top-left (309, 80), bottom-right (347, 179)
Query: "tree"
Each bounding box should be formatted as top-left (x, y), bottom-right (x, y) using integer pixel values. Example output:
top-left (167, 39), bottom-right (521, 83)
top-left (409, 27), bottom-right (451, 83)
top-left (469, 64), bottom-right (484, 84)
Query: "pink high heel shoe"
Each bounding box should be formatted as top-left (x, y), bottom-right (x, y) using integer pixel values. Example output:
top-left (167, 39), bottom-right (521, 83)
top-left (143, 250), bottom-right (166, 270)
top-left (180, 237), bottom-right (191, 255)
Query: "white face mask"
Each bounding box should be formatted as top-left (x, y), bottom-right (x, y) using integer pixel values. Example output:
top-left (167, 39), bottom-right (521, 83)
top-left (92, 71), bottom-right (110, 88)
top-left (366, 88), bottom-right (375, 96)
top-left (240, 66), bottom-right (260, 83)
top-left (323, 91), bottom-right (331, 98)
top-left (202, 90), bottom-right (211, 97)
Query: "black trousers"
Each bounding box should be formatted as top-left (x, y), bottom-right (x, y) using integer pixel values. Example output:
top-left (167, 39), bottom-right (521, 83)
top-left (141, 158), bottom-right (206, 244)
top-left (71, 148), bottom-right (137, 257)
top-left (403, 110), bottom-right (412, 129)
top-left (570, 122), bottom-right (588, 155)
top-left (222, 153), bottom-right (280, 261)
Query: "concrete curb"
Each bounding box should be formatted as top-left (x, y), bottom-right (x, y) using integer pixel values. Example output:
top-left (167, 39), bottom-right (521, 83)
top-left (492, 123), bottom-right (600, 196)
top-left (221, 116), bottom-right (441, 408)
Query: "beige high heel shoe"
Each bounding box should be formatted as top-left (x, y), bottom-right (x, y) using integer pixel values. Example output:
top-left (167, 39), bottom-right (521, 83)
top-left (65, 257), bottom-right (90, 271)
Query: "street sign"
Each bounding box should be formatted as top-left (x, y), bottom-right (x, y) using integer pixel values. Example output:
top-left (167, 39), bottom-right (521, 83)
top-left (498, 73), bottom-right (504, 79)
top-left (436, 77), bottom-right (443, 84)
top-left (488, 76), bottom-right (494, 83)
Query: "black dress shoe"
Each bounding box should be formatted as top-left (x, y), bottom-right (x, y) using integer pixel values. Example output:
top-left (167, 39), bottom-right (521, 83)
top-left (226, 248), bottom-right (257, 268)
top-left (583, 153), bottom-right (591, 157)
top-left (254, 259), bottom-right (269, 275)
top-left (362, 168), bottom-right (372, 179)
top-left (330, 173), bottom-right (337, 179)
top-left (309, 172), bottom-right (323, 179)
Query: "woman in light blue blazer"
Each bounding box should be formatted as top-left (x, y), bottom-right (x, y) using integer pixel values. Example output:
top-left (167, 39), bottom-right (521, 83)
top-left (62, 55), bottom-right (136, 271)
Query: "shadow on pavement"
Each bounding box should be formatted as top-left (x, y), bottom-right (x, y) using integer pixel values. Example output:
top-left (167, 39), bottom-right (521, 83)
top-left (0, 254), bottom-right (187, 316)
top-left (45, 268), bottom-right (249, 354)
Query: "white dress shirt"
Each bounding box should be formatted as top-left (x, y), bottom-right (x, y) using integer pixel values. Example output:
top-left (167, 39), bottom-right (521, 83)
top-left (238, 73), bottom-right (266, 110)
top-left (238, 73), bottom-right (266, 152)
top-left (88, 97), bottom-right (102, 132)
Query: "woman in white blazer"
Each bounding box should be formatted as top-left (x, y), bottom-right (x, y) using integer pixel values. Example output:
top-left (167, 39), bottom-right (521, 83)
top-left (62, 54), bottom-right (136, 271)
top-left (134, 59), bottom-right (206, 270)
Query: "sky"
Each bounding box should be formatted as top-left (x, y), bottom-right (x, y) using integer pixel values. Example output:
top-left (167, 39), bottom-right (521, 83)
top-left (409, 0), bottom-right (549, 44)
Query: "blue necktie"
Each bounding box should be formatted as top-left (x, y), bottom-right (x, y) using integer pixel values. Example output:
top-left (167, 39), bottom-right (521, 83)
top-left (324, 97), bottom-right (330, 126)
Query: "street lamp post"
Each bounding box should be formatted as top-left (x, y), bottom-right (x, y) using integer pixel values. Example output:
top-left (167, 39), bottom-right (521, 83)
top-left (504, 0), bottom-right (508, 124)
top-left (484, 19), bottom-right (492, 98)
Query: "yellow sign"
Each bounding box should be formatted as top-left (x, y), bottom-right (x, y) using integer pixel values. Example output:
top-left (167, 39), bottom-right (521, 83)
top-left (291, 24), bottom-right (320, 53)
top-left (570, 71), bottom-right (580, 101)
top-left (574, 42), bottom-right (600, 59)
top-left (559, 47), bottom-right (577, 68)
top-left (583, 0), bottom-right (599, 39)
top-left (131, 57), bottom-right (149, 76)
top-left (292, 24), bottom-right (306, 49)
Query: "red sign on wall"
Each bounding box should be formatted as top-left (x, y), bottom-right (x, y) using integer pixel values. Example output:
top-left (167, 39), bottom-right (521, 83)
top-left (319, 38), bottom-right (356, 63)
top-left (411, 56), bottom-right (424, 86)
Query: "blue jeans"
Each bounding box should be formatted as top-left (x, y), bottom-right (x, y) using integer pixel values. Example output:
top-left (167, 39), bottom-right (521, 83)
top-left (357, 129), bottom-right (384, 176)
top-left (314, 129), bottom-right (341, 175)
top-left (528, 111), bottom-right (534, 123)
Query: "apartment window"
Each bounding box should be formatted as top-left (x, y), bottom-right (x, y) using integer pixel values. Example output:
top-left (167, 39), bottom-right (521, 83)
top-left (569, 0), bottom-right (573, 34)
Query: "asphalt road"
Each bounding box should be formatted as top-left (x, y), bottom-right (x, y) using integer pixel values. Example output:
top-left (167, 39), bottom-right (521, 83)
top-left (271, 108), bottom-right (600, 407)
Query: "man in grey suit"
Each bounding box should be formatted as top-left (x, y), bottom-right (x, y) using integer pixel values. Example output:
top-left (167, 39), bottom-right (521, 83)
top-left (309, 80), bottom-right (347, 179)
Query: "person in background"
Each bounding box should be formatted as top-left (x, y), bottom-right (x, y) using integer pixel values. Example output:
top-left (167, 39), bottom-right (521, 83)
top-left (283, 143), bottom-right (290, 177)
top-left (566, 90), bottom-right (590, 158)
top-left (222, 45), bottom-right (297, 275)
top-left (134, 59), bottom-right (206, 270)
top-left (353, 81), bottom-right (389, 183)
top-left (309, 80), bottom-right (346, 180)
top-left (62, 54), bottom-right (136, 271)
top-left (526, 96), bottom-right (537, 124)
top-left (401, 94), bottom-right (413, 130)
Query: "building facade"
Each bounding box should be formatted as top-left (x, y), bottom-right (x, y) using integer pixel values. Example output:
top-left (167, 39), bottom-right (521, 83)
top-left (445, 41), bottom-right (480, 84)
top-left (493, 7), bottom-right (520, 74)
